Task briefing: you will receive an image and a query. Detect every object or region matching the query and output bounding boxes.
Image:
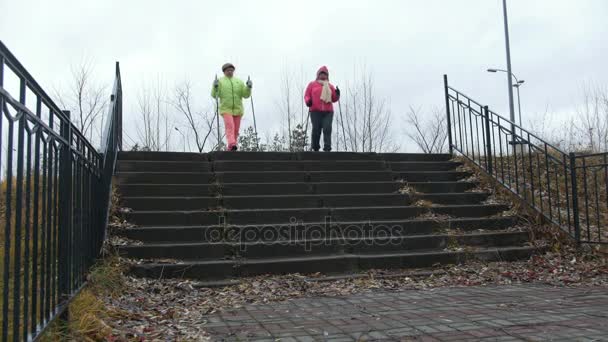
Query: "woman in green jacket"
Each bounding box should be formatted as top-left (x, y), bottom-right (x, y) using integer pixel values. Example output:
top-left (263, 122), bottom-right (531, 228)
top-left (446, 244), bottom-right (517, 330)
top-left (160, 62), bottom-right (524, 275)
top-left (211, 63), bottom-right (252, 150)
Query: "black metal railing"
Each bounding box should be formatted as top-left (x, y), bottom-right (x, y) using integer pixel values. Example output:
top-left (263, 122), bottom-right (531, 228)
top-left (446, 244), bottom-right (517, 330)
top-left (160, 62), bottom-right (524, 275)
top-left (0, 41), bottom-right (121, 341)
top-left (444, 75), bottom-right (606, 245)
top-left (570, 153), bottom-right (608, 244)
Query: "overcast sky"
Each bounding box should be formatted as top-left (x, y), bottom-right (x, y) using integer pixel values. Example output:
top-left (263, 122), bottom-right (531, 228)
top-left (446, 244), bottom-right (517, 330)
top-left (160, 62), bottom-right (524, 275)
top-left (1, 0), bottom-right (607, 151)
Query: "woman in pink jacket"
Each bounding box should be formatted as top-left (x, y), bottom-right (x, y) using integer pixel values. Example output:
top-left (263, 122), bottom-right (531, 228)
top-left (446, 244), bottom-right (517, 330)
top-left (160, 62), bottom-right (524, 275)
top-left (304, 66), bottom-right (340, 152)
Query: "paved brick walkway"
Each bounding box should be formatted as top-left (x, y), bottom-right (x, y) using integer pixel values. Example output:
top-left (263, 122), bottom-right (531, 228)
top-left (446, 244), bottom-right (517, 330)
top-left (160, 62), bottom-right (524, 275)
top-left (202, 285), bottom-right (608, 341)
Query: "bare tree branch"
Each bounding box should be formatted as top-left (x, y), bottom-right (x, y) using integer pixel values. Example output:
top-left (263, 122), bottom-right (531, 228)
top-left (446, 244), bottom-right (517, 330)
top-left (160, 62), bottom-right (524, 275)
top-left (405, 106), bottom-right (448, 154)
top-left (171, 80), bottom-right (215, 152)
top-left (53, 59), bottom-right (108, 144)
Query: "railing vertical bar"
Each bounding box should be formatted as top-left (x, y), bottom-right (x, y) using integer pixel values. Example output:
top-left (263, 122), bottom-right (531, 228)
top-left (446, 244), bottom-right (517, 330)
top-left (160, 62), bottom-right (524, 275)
top-left (554, 157), bottom-right (562, 226)
top-left (497, 118), bottom-right (505, 183)
top-left (528, 134), bottom-right (535, 208)
top-left (483, 106), bottom-right (492, 174)
top-left (23, 123), bottom-right (33, 341)
top-left (468, 100), bottom-right (475, 161)
top-left (52, 143), bottom-right (60, 311)
top-left (13, 77), bottom-right (27, 341)
top-left (44, 133), bottom-right (54, 323)
top-left (563, 155), bottom-right (572, 235)
top-left (536, 153), bottom-right (544, 214)
top-left (2, 103), bottom-right (15, 342)
top-left (544, 143), bottom-right (552, 221)
top-left (512, 135), bottom-right (520, 195)
top-left (475, 104), bottom-right (482, 166)
top-left (594, 170), bottom-right (600, 241)
top-left (519, 138), bottom-right (527, 201)
top-left (570, 153), bottom-right (581, 243)
top-left (456, 95), bottom-right (464, 154)
top-left (58, 110), bottom-right (72, 306)
top-left (444, 75), bottom-right (453, 155)
top-left (450, 100), bottom-right (457, 149)
top-left (582, 158), bottom-right (590, 241)
top-left (504, 128), bottom-right (512, 187)
top-left (30, 96), bottom-right (42, 336)
top-left (604, 154), bottom-right (608, 243)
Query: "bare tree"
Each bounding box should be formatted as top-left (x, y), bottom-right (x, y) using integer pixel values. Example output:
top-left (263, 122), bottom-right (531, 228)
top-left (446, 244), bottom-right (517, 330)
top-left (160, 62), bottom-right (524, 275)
top-left (338, 67), bottom-right (397, 152)
top-left (135, 77), bottom-right (172, 151)
top-left (572, 82), bottom-right (608, 152)
top-left (530, 83), bottom-right (608, 153)
top-left (171, 80), bottom-right (216, 152)
top-left (277, 68), bottom-right (296, 150)
top-left (53, 59), bottom-right (107, 143)
top-left (405, 106), bottom-right (448, 154)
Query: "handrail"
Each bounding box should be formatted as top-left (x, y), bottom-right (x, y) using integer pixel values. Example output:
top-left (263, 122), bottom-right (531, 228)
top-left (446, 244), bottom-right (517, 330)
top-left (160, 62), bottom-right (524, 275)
top-left (444, 74), bottom-right (606, 245)
top-left (0, 41), bottom-right (122, 341)
top-left (447, 88), bottom-right (569, 157)
top-left (0, 41), bottom-right (100, 157)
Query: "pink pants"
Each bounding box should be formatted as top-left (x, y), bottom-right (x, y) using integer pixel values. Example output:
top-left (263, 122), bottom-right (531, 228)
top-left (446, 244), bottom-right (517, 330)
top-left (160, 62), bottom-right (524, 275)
top-left (222, 114), bottom-right (242, 150)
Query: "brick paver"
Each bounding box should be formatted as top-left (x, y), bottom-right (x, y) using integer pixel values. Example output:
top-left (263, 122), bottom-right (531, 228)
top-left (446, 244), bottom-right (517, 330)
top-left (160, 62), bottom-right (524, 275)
top-left (203, 285), bottom-right (608, 341)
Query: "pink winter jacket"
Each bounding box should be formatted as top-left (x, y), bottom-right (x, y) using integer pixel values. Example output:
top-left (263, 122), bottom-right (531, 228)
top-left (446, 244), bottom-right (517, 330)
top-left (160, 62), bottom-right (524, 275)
top-left (304, 66), bottom-right (340, 113)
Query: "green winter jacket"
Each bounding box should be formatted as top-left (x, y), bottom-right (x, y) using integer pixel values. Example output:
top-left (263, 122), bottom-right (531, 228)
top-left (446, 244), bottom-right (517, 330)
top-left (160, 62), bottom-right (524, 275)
top-left (211, 76), bottom-right (251, 116)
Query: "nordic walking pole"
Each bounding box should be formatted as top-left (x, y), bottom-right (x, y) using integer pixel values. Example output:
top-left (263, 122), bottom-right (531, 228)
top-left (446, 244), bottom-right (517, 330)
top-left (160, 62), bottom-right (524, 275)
top-left (305, 111), bottom-right (311, 151)
top-left (337, 86), bottom-right (347, 151)
top-left (248, 76), bottom-right (259, 150)
top-left (214, 74), bottom-right (221, 151)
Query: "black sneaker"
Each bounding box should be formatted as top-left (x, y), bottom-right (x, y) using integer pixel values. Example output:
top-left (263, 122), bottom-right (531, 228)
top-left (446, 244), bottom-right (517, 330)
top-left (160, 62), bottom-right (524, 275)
top-left (231, 145), bottom-right (238, 151)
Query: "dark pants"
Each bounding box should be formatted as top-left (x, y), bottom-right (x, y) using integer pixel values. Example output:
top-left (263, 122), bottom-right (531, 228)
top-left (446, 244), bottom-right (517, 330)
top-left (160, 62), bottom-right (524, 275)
top-left (310, 111), bottom-right (333, 151)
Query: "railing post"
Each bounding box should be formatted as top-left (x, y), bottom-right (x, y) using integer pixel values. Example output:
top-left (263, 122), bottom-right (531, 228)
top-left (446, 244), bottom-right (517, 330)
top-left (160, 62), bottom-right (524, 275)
top-left (483, 106), bottom-right (493, 174)
top-left (115, 62), bottom-right (122, 151)
top-left (569, 152), bottom-right (581, 244)
top-left (443, 74), bottom-right (453, 155)
top-left (58, 110), bottom-right (73, 314)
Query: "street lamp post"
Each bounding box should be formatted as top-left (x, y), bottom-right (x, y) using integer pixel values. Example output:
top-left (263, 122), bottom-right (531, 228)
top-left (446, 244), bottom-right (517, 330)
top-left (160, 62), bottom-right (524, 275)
top-left (502, 0), bottom-right (517, 140)
top-left (487, 69), bottom-right (525, 136)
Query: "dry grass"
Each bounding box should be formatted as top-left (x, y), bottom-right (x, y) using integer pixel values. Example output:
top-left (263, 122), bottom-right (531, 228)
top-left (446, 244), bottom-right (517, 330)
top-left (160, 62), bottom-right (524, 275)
top-left (413, 199), bottom-right (434, 208)
top-left (455, 156), bottom-right (588, 253)
top-left (469, 151), bottom-right (608, 244)
top-left (41, 184), bottom-right (126, 340)
top-left (0, 175), bottom-right (49, 341)
top-left (40, 255), bottom-right (126, 341)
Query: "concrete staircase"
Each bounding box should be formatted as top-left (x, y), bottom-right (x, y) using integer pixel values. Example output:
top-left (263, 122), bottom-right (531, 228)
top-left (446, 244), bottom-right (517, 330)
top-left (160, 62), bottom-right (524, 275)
top-left (114, 151), bottom-right (535, 281)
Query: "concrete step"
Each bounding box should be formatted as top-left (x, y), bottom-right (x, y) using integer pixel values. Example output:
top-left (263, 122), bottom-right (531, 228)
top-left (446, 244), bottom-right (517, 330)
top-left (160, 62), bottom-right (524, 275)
top-left (379, 153), bottom-right (452, 162)
top-left (117, 181), bottom-right (401, 197)
top-left (122, 193), bottom-right (412, 211)
top-left (119, 151), bottom-right (209, 161)
top-left (213, 160), bottom-right (388, 172)
top-left (223, 193), bottom-right (412, 209)
top-left (117, 161), bottom-right (211, 173)
top-left (118, 217), bottom-right (518, 243)
top-left (124, 204), bottom-right (510, 227)
top-left (119, 151), bottom-right (455, 162)
top-left (119, 231), bottom-right (530, 260)
top-left (407, 182), bottom-right (478, 193)
top-left (121, 192), bottom-right (490, 211)
top-left (116, 170), bottom-right (396, 185)
top-left (388, 161), bottom-right (461, 172)
top-left (395, 171), bottom-right (471, 182)
top-left (412, 192), bottom-right (490, 205)
top-left (210, 151), bottom-right (381, 161)
top-left (117, 182), bottom-right (482, 198)
top-left (116, 172), bottom-right (215, 185)
top-left (128, 246), bottom-right (536, 280)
